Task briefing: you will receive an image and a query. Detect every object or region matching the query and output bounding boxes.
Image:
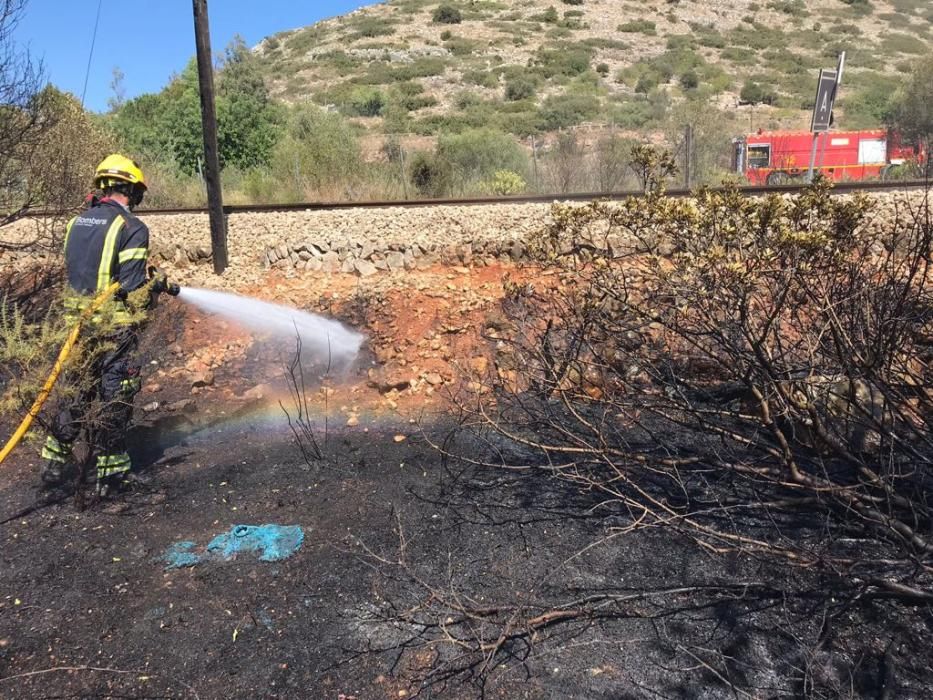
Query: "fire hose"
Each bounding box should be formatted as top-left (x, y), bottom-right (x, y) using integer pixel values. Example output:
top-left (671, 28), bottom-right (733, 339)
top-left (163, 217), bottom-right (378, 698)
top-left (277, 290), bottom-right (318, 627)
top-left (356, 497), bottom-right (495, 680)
top-left (0, 267), bottom-right (181, 466)
top-left (0, 281), bottom-right (122, 466)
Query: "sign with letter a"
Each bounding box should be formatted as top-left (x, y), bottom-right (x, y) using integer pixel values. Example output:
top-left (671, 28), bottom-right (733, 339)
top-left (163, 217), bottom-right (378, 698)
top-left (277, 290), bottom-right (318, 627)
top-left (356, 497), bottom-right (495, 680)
top-left (810, 69), bottom-right (838, 133)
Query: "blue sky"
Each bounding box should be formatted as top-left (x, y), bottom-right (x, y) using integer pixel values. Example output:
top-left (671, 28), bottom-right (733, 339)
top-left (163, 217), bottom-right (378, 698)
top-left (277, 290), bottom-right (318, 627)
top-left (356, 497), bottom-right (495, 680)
top-left (16, 1), bottom-right (375, 113)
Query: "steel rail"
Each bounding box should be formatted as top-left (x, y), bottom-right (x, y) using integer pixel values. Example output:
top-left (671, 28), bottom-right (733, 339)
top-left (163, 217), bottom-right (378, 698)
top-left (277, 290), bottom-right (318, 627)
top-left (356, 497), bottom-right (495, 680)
top-left (20, 179), bottom-right (931, 218)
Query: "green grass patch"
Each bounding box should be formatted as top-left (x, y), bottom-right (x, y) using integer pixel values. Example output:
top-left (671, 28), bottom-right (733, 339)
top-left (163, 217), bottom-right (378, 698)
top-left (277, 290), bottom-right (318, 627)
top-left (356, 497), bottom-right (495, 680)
top-left (538, 92), bottom-right (600, 129)
top-left (881, 33), bottom-right (928, 55)
top-left (354, 57), bottom-right (448, 84)
top-left (721, 46), bottom-right (757, 65)
top-left (462, 69), bottom-right (499, 88)
top-left (443, 36), bottom-right (482, 55)
top-left (618, 19), bottom-right (657, 35)
top-left (581, 37), bottom-right (629, 50)
top-left (728, 21), bottom-right (787, 50)
top-left (767, 0), bottom-right (809, 16)
top-left (878, 12), bottom-right (913, 28)
top-left (349, 17), bottom-right (397, 39)
top-left (763, 48), bottom-right (819, 75)
top-left (287, 27), bottom-right (327, 56)
top-left (888, 0), bottom-right (925, 12)
top-left (532, 43), bottom-right (594, 78)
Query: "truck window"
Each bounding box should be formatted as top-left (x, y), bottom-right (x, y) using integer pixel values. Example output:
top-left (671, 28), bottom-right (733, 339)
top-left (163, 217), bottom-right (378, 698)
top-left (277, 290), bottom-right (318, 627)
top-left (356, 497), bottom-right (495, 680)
top-left (748, 144), bottom-right (770, 169)
top-left (858, 138), bottom-right (886, 164)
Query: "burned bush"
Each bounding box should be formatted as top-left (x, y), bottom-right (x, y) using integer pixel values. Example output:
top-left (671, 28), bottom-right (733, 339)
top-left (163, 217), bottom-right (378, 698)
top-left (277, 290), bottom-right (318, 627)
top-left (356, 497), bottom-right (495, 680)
top-left (387, 178), bottom-right (933, 695)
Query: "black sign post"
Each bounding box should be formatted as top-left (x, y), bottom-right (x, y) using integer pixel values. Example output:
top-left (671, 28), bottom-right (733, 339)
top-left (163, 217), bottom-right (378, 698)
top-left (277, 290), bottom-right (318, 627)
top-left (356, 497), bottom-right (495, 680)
top-left (807, 53), bottom-right (845, 183)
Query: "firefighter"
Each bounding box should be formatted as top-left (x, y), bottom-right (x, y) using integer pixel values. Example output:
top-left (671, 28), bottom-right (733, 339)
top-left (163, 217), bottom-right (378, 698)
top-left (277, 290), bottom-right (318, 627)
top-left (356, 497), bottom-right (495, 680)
top-left (40, 154), bottom-right (160, 496)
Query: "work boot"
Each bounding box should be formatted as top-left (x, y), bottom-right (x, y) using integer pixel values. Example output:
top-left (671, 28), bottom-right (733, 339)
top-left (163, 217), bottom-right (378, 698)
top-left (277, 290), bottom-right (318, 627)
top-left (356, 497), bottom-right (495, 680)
top-left (96, 476), bottom-right (123, 499)
top-left (96, 472), bottom-right (151, 498)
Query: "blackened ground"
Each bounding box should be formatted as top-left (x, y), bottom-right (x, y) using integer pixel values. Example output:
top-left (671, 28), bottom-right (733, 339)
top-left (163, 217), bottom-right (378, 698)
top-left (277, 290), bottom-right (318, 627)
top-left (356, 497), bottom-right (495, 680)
top-left (0, 414), bottom-right (931, 699)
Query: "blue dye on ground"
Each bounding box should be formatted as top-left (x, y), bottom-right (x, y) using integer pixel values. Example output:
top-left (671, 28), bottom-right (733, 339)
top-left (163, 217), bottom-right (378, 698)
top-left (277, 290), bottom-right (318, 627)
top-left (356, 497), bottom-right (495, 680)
top-left (207, 524), bottom-right (305, 562)
top-left (163, 541), bottom-right (200, 569)
top-left (161, 525), bottom-right (304, 569)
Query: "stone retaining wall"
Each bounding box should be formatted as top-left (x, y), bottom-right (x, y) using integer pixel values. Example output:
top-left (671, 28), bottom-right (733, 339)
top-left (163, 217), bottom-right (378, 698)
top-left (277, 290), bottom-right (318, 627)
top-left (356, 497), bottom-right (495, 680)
top-left (0, 190), bottom-right (927, 289)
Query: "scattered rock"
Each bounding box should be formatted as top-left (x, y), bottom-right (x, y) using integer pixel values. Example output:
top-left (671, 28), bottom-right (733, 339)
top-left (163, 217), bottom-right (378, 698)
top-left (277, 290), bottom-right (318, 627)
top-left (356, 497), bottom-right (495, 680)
top-left (469, 356), bottom-right (488, 374)
top-left (190, 370), bottom-right (215, 388)
top-left (240, 384), bottom-right (268, 401)
top-left (367, 368), bottom-right (412, 394)
top-left (142, 401), bottom-right (160, 413)
top-left (354, 259), bottom-right (378, 277)
top-left (386, 251), bottom-right (406, 271)
top-left (166, 399), bottom-right (196, 412)
top-left (423, 372), bottom-right (444, 386)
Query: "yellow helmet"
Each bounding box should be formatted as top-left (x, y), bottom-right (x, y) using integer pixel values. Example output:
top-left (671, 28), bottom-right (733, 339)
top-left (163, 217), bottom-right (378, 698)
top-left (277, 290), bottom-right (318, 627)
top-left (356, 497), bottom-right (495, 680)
top-left (94, 154), bottom-right (147, 191)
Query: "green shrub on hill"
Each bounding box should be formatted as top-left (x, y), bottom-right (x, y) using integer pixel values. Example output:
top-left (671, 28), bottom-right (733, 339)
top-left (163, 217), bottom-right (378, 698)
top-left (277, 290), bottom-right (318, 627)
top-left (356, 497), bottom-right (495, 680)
top-left (408, 150), bottom-right (451, 196)
top-left (721, 47), bottom-right (756, 65)
top-left (882, 33), bottom-right (927, 55)
top-left (348, 86), bottom-right (386, 116)
top-left (740, 81), bottom-right (777, 105)
top-left (728, 22), bottom-right (787, 50)
top-left (432, 5), bottom-right (463, 24)
top-left (463, 69), bottom-right (499, 88)
top-left (538, 93), bottom-right (600, 129)
top-left (355, 57), bottom-right (448, 84)
top-left (505, 77), bottom-right (536, 101)
top-left (767, 0), bottom-right (808, 16)
top-left (618, 20), bottom-right (656, 35)
top-left (532, 43), bottom-right (594, 78)
top-left (437, 127), bottom-right (529, 191)
top-left (351, 17), bottom-right (397, 39)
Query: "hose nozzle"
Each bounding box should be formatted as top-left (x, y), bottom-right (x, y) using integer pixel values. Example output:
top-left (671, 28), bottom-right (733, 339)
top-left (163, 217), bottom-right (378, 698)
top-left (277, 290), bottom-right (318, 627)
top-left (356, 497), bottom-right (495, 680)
top-left (148, 266), bottom-right (181, 297)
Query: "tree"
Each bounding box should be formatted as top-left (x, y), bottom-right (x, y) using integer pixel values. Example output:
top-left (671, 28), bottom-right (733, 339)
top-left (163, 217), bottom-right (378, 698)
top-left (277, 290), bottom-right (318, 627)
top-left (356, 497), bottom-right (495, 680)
top-left (436, 128), bottom-right (529, 194)
top-left (216, 36), bottom-right (282, 171)
top-left (273, 104), bottom-right (362, 194)
top-left (110, 38), bottom-right (281, 175)
top-left (544, 131), bottom-right (585, 193)
top-left (0, 0), bottom-right (53, 229)
top-left (886, 55), bottom-right (933, 167)
top-left (739, 80), bottom-right (776, 105)
top-left (107, 66), bottom-right (126, 112)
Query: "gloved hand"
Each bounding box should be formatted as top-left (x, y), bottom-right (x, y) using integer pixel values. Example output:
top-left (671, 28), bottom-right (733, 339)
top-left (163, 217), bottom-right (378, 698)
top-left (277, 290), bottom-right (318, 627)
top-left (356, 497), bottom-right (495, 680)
top-left (148, 266), bottom-right (180, 297)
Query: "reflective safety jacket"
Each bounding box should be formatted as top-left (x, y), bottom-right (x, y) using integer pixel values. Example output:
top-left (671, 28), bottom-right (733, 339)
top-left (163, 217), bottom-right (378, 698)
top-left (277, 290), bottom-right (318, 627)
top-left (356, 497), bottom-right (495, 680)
top-left (63, 199), bottom-right (150, 324)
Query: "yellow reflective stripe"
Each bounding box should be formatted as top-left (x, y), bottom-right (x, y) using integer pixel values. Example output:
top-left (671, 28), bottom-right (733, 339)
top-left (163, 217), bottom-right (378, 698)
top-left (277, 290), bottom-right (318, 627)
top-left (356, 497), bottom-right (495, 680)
top-left (63, 216), bottom-right (77, 251)
top-left (63, 296), bottom-right (134, 325)
top-left (97, 465), bottom-right (130, 478)
top-left (42, 448), bottom-right (68, 463)
top-left (96, 453), bottom-right (131, 467)
top-left (44, 436), bottom-right (68, 455)
top-left (118, 247), bottom-right (148, 263)
top-left (96, 216), bottom-right (125, 292)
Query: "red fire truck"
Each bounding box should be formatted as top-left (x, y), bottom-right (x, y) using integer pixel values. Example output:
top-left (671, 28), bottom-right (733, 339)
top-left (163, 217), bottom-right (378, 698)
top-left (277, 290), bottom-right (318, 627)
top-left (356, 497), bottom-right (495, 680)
top-left (732, 129), bottom-right (925, 185)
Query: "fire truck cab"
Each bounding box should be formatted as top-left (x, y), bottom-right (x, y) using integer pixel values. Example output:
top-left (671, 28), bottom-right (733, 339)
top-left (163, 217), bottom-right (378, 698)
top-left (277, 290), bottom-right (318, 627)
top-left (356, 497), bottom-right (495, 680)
top-left (732, 129), bottom-right (924, 185)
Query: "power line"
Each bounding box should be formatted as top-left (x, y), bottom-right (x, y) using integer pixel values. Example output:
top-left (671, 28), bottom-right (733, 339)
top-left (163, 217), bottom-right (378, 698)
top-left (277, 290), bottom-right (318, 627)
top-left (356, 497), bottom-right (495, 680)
top-left (80, 0), bottom-right (104, 108)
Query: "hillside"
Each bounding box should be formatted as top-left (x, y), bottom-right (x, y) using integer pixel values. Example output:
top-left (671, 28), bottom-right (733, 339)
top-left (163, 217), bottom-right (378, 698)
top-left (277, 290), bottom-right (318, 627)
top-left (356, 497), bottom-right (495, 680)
top-left (255, 0), bottom-right (933, 139)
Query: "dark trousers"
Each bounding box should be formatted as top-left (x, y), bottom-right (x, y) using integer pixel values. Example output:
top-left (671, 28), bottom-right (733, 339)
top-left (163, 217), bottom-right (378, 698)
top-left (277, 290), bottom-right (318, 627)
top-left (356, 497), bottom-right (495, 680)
top-left (42, 328), bottom-right (141, 477)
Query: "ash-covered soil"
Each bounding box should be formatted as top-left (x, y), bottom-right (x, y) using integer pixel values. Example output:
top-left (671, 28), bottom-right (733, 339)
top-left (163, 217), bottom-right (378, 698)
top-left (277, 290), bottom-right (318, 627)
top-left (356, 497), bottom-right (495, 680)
top-left (2, 413), bottom-right (931, 699)
top-left (1, 265), bottom-right (931, 698)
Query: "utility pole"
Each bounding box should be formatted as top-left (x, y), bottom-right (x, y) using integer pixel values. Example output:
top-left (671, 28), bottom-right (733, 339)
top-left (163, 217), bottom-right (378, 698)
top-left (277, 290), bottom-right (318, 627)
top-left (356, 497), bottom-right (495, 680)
top-left (684, 124), bottom-right (693, 190)
top-left (192, 0), bottom-right (228, 274)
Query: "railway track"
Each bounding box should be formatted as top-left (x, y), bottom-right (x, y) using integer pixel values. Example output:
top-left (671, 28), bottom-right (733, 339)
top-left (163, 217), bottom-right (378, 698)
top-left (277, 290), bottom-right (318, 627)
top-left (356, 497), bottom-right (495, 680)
top-left (21, 178), bottom-right (931, 218)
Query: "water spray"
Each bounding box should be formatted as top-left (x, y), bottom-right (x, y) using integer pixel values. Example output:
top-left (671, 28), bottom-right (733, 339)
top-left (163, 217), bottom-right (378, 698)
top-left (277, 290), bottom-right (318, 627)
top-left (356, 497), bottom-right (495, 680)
top-left (176, 287), bottom-right (364, 365)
